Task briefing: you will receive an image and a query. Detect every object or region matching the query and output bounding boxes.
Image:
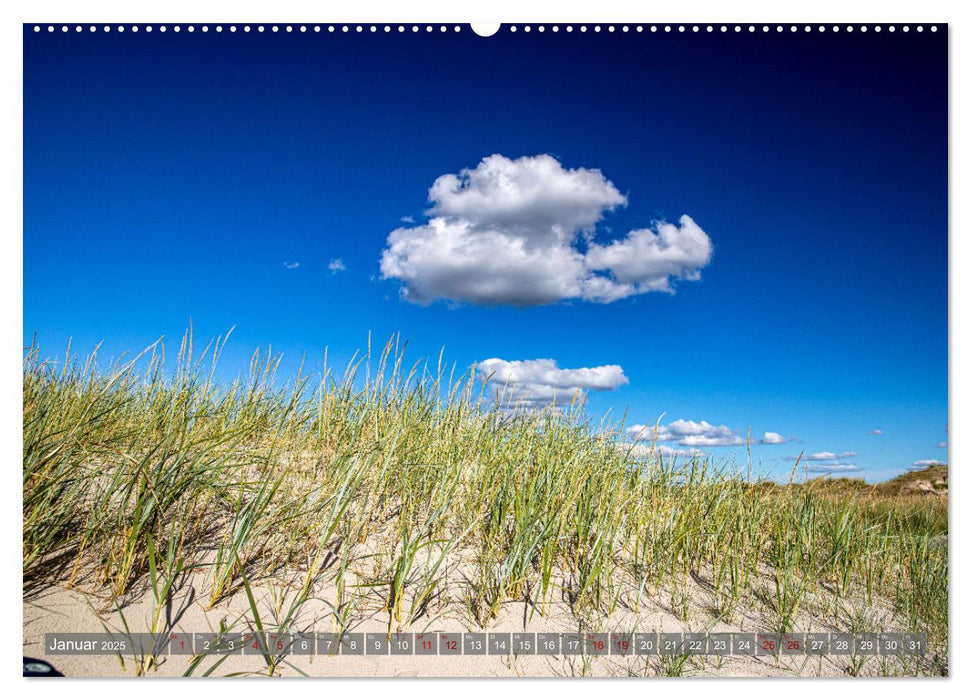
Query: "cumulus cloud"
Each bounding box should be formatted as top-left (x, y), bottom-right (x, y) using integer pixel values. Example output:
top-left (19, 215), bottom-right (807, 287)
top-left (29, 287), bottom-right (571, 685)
top-left (760, 431), bottom-right (790, 445)
top-left (627, 419), bottom-right (745, 447)
top-left (283, 261), bottom-right (300, 270)
top-left (476, 357), bottom-right (628, 408)
top-left (328, 258), bottom-right (347, 274)
top-left (806, 462), bottom-right (860, 474)
top-left (380, 154), bottom-right (713, 306)
top-left (869, 429), bottom-right (884, 435)
top-left (911, 459), bottom-right (945, 469)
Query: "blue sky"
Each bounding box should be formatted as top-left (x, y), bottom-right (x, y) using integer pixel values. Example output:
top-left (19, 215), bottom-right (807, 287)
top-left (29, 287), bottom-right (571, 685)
top-left (23, 25), bottom-right (948, 481)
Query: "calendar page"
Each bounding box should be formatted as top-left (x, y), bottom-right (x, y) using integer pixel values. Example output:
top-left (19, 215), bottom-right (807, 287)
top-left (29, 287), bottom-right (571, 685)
top-left (21, 18), bottom-right (948, 679)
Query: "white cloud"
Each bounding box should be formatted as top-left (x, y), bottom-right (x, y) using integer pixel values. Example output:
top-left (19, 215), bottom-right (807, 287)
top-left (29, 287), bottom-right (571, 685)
top-left (476, 357), bottom-right (628, 407)
top-left (328, 258), bottom-right (346, 274)
top-left (283, 261), bottom-right (300, 270)
top-left (627, 419), bottom-right (744, 447)
top-left (869, 429), bottom-right (884, 435)
top-left (380, 154), bottom-right (713, 306)
top-left (911, 459), bottom-right (945, 469)
top-left (400, 215), bottom-right (415, 223)
top-left (806, 462), bottom-right (860, 474)
top-left (760, 431), bottom-right (790, 444)
top-left (937, 441), bottom-right (947, 448)
top-left (797, 451), bottom-right (858, 461)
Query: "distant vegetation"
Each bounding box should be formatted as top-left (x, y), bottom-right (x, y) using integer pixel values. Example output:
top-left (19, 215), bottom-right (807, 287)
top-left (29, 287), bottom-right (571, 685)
top-left (23, 332), bottom-right (948, 676)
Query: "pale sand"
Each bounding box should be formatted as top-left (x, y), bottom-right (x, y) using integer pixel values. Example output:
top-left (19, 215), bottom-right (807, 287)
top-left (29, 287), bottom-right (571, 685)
top-left (23, 568), bottom-right (911, 678)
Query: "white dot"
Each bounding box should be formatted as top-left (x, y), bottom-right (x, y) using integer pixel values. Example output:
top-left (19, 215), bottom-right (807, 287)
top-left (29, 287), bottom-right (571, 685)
top-left (749, 26), bottom-right (755, 33)
top-left (33, 25), bottom-right (39, 32)
top-left (651, 26), bottom-right (657, 33)
top-left (594, 26), bottom-right (601, 32)
top-left (75, 25), bottom-right (82, 32)
top-left (861, 26), bottom-right (868, 32)
top-left (580, 26), bottom-right (586, 32)
top-left (847, 26), bottom-right (854, 33)
top-left (707, 26), bottom-right (713, 33)
top-left (904, 26), bottom-right (910, 32)
top-left (720, 26), bottom-right (727, 33)
top-left (678, 26), bottom-right (684, 33)
top-left (890, 26), bottom-right (896, 32)
top-left (608, 26), bottom-right (615, 33)
top-left (384, 26), bottom-right (390, 33)
top-left (693, 26), bottom-right (699, 33)
top-left (160, 26), bottom-right (166, 33)
top-left (622, 26), bottom-right (629, 33)
top-left (454, 26), bottom-right (461, 32)
top-left (61, 26), bottom-right (68, 32)
top-left (918, 26), bottom-right (924, 32)
top-left (553, 26), bottom-right (559, 32)
top-left (425, 26), bottom-right (432, 32)
top-left (875, 26), bottom-right (882, 32)
top-left (567, 26), bottom-right (573, 32)
top-left (664, 26), bottom-right (671, 33)
top-left (118, 26), bottom-right (124, 33)
top-left (636, 26), bottom-right (643, 32)
top-left (932, 26), bottom-right (938, 32)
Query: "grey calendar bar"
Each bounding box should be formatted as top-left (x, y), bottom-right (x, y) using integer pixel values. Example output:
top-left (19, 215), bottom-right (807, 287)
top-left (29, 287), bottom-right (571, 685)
top-left (41, 631), bottom-right (928, 657)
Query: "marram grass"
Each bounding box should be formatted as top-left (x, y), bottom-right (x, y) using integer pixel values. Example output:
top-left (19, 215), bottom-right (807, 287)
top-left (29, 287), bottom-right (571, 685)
top-left (22, 331), bottom-right (947, 675)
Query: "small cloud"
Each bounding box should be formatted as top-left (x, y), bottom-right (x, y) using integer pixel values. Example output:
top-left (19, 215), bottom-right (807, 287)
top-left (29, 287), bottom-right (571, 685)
top-left (760, 431), bottom-right (790, 445)
top-left (283, 261), bottom-right (300, 270)
top-left (400, 215), bottom-right (415, 224)
top-left (806, 462), bottom-right (860, 474)
top-left (869, 429), bottom-right (884, 435)
top-left (627, 419), bottom-right (744, 447)
top-left (911, 459), bottom-right (944, 469)
top-left (477, 357), bottom-right (628, 408)
top-left (793, 451), bottom-right (858, 462)
top-left (937, 441), bottom-right (947, 448)
top-left (328, 258), bottom-right (347, 274)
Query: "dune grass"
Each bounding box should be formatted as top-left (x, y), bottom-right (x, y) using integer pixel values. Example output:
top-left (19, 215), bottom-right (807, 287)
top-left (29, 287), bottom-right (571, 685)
top-left (22, 331), bottom-right (948, 675)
